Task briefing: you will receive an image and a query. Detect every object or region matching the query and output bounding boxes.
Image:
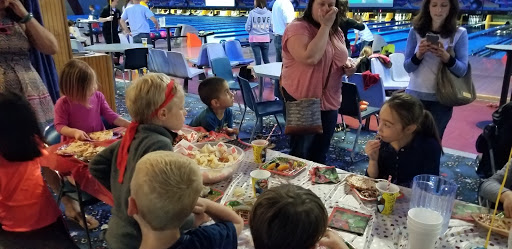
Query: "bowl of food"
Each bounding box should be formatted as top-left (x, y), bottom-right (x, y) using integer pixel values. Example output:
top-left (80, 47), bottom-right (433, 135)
top-left (175, 141), bottom-right (244, 184)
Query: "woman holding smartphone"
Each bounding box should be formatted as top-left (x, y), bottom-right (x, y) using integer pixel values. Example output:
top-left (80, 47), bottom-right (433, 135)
top-left (403, 0), bottom-right (468, 140)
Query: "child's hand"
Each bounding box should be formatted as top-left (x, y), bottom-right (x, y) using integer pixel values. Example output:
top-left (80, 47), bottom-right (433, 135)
top-left (224, 128), bottom-right (239, 135)
top-left (318, 229), bottom-right (349, 249)
top-left (73, 129), bottom-right (91, 141)
top-left (365, 139), bottom-right (381, 161)
top-left (192, 198), bottom-right (212, 227)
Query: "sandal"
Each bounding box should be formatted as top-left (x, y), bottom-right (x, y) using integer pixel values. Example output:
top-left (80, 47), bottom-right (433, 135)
top-left (66, 212), bottom-right (100, 230)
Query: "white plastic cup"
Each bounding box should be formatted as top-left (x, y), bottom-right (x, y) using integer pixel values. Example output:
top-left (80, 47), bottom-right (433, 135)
top-left (407, 208), bottom-right (443, 249)
top-left (141, 38), bottom-right (148, 47)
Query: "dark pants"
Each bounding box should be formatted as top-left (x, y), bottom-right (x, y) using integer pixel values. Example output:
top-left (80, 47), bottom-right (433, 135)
top-left (250, 42), bottom-right (270, 65)
top-left (421, 100), bottom-right (453, 139)
top-left (103, 30), bottom-right (121, 58)
top-left (274, 35), bottom-right (283, 63)
top-left (133, 33), bottom-right (151, 43)
top-left (0, 217), bottom-right (78, 249)
top-left (289, 110), bottom-right (338, 164)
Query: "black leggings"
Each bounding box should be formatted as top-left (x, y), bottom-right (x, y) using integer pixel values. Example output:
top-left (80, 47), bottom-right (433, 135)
top-left (0, 217), bottom-right (78, 249)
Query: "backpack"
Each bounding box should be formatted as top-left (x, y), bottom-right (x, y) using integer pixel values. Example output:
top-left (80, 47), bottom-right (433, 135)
top-left (475, 101), bottom-right (512, 178)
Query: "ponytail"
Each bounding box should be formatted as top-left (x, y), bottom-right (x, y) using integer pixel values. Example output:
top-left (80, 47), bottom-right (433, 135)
top-left (420, 110), bottom-right (443, 150)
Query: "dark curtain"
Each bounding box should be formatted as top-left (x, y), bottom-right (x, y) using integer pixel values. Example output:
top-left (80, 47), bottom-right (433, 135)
top-left (26, 0), bottom-right (60, 103)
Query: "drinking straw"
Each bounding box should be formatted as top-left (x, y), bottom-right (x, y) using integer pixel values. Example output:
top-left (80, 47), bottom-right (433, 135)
top-left (386, 175), bottom-right (392, 191)
top-left (266, 124), bottom-right (278, 142)
top-left (484, 148), bottom-right (512, 248)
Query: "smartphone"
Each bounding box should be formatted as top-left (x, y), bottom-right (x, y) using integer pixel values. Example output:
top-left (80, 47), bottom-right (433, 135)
top-left (426, 33), bottom-right (439, 44)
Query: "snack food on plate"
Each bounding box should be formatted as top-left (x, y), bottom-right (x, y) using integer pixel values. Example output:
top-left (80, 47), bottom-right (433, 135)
top-left (88, 130), bottom-right (114, 141)
top-left (260, 157), bottom-right (307, 176)
top-left (173, 128), bottom-right (207, 145)
top-left (346, 175), bottom-right (379, 199)
top-left (472, 214), bottom-right (512, 236)
top-left (57, 141), bottom-right (105, 161)
top-left (226, 198), bottom-right (254, 224)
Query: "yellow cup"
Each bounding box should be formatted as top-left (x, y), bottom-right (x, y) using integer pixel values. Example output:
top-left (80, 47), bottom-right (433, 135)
top-left (251, 139), bottom-right (268, 163)
top-left (376, 181), bottom-right (400, 215)
top-left (141, 38), bottom-right (148, 47)
top-left (250, 170), bottom-right (271, 197)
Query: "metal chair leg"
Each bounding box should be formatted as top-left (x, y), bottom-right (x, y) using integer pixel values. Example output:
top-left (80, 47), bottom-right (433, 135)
top-left (184, 78), bottom-right (189, 93)
top-left (75, 183), bottom-right (93, 249)
top-left (250, 117), bottom-right (259, 141)
top-left (274, 115), bottom-right (283, 134)
top-left (239, 106), bottom-right (247, 133)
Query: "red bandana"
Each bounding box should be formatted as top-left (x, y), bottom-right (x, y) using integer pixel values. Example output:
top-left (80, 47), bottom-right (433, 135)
top-left (116, 80), bottom-right (176, 183)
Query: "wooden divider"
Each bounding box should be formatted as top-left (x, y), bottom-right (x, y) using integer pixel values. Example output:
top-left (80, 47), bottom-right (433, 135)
top-left (74, 54), bottom-right (117, 112)
top-left (39, 0), bottom-right (72, 74)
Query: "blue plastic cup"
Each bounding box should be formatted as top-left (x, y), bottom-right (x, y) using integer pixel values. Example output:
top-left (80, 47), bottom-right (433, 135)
top-left (410, 174), bottom-right (458, 234)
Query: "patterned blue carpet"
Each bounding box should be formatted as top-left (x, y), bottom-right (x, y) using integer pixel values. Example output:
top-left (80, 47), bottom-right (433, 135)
top-left (64, 92), bottom-right (482, 249)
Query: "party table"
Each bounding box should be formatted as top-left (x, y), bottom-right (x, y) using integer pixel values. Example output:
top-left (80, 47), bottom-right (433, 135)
top-left (208, 150), bottom-right (508, 249)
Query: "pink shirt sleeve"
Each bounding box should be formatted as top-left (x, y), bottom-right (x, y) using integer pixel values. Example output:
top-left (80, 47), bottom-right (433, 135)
top-left (53, 97), bottom-right (69, 133)
top-left (97, 92), bottom-right (119, 125)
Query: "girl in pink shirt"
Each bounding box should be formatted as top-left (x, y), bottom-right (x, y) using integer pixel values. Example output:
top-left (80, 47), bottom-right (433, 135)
top-left (0, 91), bottom-right (78, 248)
top-left (281, 0), bottom-right (355, 164)
top-left (54, 59), bottom-right (130, 141)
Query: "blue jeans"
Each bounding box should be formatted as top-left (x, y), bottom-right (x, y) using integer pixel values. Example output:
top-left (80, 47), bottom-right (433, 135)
top-left (289, 110), bottom-right (338, 164)
top-left (250, 42), bottom-right (270, 65)
top-left (274, 35), bottom-right (283, 62)
top-left (133, 33), bottom-right (151, 43)
top-left (421, 100), bottom-right (453, 139)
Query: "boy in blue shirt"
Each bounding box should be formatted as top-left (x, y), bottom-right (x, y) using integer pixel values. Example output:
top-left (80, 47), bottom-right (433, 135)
top-left (190, 77), bottom-right (239, 135)
top-left (128, 151), bottom-right (243, 249)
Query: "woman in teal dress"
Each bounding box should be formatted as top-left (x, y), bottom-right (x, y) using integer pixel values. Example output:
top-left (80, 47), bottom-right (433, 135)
top-left (0, 0), bottom-right (58, 130)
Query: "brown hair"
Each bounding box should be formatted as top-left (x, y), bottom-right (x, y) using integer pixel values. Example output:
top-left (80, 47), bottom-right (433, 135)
top-left (255, 0), bottom-right (267, 8)
top-left (359, 46), bottom-right (372, 58)
top-left (250, 184), bottom-right (328, 249)
top-left (412, 0), bottom-right (459, 38)
top-left (339, 0), bottom-right (349, 19)
top-left (198, 77), bottom-right (227, 107)
top-left (385, 93), bottom-right (442, 146)
top-left (125, 73), bottom-right (184, 123)
top-left (59, 59), bottom-right (96, 104)
top-left (300, 0), bottom-right (343, 35)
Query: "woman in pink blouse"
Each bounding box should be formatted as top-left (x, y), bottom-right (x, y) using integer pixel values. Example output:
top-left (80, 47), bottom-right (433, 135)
top-left (281, 0), bottom-right (355, 164)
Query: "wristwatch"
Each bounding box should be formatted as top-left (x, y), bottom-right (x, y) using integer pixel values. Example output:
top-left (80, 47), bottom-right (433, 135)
top-left (20, 13), bottom-right (33, 24)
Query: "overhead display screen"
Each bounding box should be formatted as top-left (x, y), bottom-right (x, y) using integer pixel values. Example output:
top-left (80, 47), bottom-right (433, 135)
top-left (349, 0), bottom-right (394, 8)
top-left (205, 0), bottom-right (235, 7)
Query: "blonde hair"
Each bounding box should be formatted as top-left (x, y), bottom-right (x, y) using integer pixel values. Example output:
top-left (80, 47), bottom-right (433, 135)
top-left (359, 46), bottom-right (373, 58)
top-left (59, 59), bottom-right (96, 103)
top-left (125, 73), bottom-right (184, 123)
top-left (131, 151), bottom-right (203, 231)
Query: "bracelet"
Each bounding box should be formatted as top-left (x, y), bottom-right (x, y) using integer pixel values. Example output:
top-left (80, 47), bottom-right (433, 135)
top-left (19, 13), bottom-right (33, 24)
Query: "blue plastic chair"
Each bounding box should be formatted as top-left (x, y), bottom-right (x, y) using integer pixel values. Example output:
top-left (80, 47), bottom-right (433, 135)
top-left (211, 57), bottom-right (258, 91)
top-left (207, 43), bottom-right (239, 67)
top-left (237, 76), bottom-right (284, 141)
top-left (151, 49), bottom-right (173, 75)
top-left (224, 40), bottom-right (254, 65)
top-left (167, 51), bottom-right (205, 92)
top-left (348, 73), bottom-right (386, 109)
top-left (190, 44), bottom-right (210, 68)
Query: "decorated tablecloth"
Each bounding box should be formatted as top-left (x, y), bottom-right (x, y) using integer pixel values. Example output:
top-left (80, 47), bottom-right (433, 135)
top-left (208, 150), bottom-right (509, 249)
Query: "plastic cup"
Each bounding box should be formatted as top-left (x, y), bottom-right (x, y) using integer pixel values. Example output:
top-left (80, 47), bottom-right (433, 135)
top-left (141, 38), bottom-right (148, 47)
top-left (407, 208), bottom-right (443, 249)
top-left (250, 170), bottom-right (270, 197)
top-left (410, 175), bottom-right (458, 234)
top-left (251, 140), bottom-right (268, 163)
top-left (375, 181), bottom-right (400, 215)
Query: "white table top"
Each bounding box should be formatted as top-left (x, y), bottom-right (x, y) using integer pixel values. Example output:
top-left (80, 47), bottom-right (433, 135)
top-left (84, 43), bottom-right (153, 53)
top-left (76, 19), bottom-right (99, 23)
top-left (210, 150), bottom-right (508, 249)
top-left (253, 62), bottom-right (282, 79)
top-left (486, 45), bottom-right (512, 52)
